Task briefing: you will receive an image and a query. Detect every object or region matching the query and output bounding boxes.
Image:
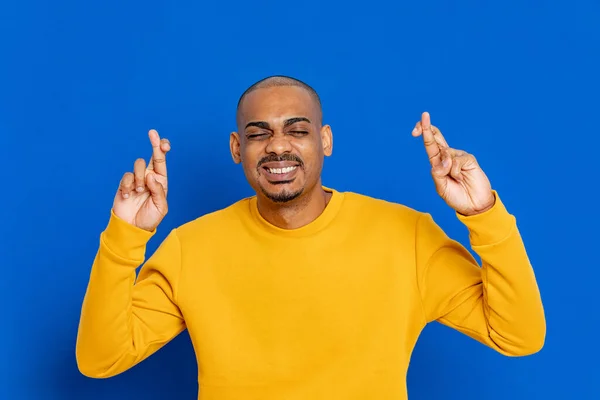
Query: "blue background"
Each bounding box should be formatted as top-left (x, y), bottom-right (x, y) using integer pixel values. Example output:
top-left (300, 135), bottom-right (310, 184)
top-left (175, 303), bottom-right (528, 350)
top-left (2, 0), bottom-right (599, 399)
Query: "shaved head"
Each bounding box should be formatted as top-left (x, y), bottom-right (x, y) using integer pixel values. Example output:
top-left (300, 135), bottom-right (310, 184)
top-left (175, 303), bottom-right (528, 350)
top-left (236, 75), bottom-right (322, 125)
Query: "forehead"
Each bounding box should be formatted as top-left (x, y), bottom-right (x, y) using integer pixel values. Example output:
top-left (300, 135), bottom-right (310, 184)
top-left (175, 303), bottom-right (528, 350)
top-left (238, 86), bottom-right (319, 126)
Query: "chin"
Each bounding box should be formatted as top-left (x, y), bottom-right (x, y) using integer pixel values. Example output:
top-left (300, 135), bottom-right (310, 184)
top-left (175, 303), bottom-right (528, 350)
top-left (259, 183), bottom-right (304, 203)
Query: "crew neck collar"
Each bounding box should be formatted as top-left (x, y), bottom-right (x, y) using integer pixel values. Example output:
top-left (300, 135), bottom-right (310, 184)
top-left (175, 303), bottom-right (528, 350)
top-left (248, 186), bottom-right (344, 238)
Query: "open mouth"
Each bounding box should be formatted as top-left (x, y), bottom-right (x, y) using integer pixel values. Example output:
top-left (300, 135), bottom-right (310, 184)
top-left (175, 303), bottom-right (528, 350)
top-left (260, 163), bottom-right (300, 183)
top-left (264, 166), bottom-right (298, 175)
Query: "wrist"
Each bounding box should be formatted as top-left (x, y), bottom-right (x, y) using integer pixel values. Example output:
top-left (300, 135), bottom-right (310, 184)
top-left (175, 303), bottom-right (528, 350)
top-left (455, 191), bottom-right (515, 246)
top-left (101, 210), bottom-right (156, 262)
top-left (460, 193), bottom-right (496, 217)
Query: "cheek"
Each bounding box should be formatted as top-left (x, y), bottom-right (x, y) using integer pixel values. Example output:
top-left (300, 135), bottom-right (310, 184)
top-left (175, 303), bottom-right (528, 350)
top-left (296, 143), bottom-right (322, 167)
top-left (240, 147), bottom-right (261, 168)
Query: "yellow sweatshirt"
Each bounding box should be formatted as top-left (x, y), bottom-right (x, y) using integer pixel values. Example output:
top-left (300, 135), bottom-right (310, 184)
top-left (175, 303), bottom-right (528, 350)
top-left (76, 187), bottom-right (546, 400)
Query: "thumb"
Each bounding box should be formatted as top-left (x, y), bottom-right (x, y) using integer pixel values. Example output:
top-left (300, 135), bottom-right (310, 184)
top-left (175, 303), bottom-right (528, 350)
top-left (146, 173), bottom-right (167, 209)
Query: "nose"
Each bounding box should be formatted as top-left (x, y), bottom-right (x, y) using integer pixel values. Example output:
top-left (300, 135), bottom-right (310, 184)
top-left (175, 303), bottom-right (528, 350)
top-left (265, 133), bottom-right (293, 155)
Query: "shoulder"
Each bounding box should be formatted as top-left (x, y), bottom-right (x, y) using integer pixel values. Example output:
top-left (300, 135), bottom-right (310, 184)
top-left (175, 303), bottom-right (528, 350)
top-left (342, 190), bottom-right (423, 217)
top-left (338, 190), bottom-right (426, 229)
top-left (171, 196), bottom-right (254, 241)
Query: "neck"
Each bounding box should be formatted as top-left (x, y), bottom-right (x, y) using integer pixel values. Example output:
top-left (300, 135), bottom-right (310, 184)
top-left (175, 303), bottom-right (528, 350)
top-left (256, 183), bottom-right (332, 230)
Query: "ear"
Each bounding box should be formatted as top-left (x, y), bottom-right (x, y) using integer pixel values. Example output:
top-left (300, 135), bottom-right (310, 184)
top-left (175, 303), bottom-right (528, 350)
top-left (321, 124), bottom-right (333, 156)
top-left (230, 132), bottom-right (242, 164)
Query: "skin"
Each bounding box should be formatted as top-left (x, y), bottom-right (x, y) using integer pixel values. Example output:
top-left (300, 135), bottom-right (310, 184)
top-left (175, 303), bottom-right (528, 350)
top-left (113, 129), bottom-right (171, 231)
top-left (412, 112), bottom-right (495, 216)
top-left (229, 85), bottom-right (333, 229)
top-left (111, 88), bottom-right (495, 233)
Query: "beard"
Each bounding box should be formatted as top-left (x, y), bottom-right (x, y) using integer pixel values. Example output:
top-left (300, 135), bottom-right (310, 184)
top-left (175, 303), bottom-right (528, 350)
top-left (259, 182), bottom-right (304, 203)
top-left (255, 153), bottom-right (306, 203)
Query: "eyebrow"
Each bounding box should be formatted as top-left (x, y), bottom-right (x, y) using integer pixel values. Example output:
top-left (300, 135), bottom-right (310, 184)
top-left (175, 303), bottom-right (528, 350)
top-left (284, 117), bottom-right (311, 127)
top-left (245, 117), bottom-right (311, 130)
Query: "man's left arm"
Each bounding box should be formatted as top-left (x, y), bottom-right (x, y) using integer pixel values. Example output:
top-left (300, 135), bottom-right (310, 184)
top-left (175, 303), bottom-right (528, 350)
top-left (415, 191), bottom-right (546, 356)
top-left (410, 112), bottom-right (545, 356)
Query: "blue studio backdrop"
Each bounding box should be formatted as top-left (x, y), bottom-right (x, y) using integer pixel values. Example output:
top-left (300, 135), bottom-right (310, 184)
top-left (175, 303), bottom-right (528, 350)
top-left (2, 1), bottom-right (599, 399)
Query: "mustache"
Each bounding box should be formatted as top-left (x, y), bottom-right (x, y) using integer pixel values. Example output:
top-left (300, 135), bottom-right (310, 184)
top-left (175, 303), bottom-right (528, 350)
top-left (257, 153), bottom-right (304, 168)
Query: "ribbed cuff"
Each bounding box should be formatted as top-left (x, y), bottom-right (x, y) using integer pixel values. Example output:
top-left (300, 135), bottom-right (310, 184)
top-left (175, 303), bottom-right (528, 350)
top-left (100, 210), bottom-right (156, 262)
top-left (455, 191), bottom-right (516, 246)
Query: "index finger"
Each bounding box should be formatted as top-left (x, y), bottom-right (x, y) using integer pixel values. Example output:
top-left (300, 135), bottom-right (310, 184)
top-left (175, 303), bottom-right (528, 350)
top-left (420, 112), bottom-right (442, 166)
top-left (148, 129), bottom-right (168, 176)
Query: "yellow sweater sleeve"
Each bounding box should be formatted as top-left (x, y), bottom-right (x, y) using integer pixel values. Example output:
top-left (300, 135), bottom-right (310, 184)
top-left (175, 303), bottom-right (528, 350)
top-left (76, 210), bottom-right (186, 378)
top-left (415, 191), bottom-right (546, 356)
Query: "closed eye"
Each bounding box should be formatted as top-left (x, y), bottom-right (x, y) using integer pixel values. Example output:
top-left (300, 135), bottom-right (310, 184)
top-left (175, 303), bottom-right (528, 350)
top-left (247, 133), bottom-right (269, 139)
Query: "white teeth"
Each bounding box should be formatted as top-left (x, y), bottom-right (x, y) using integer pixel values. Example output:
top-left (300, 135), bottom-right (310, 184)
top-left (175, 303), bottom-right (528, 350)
top-left (268, 166), bottom-right (297, 174)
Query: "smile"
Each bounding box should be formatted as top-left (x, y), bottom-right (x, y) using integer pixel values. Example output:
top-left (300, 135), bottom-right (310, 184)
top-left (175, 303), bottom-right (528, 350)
top-left (266, 166), bottom-right (297, 174)
top-left (260, 163), bottom-right (300, 183)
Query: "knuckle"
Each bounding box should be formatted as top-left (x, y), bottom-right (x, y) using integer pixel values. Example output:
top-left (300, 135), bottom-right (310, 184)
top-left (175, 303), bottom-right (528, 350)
top-left (122, 173), bottom-right (133, 184)
top-left (428, 150), bottom-right (441, 160)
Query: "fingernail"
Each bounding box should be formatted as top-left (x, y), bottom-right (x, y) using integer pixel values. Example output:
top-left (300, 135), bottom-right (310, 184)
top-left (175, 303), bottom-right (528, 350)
top-left (137, 186), bottom-right (144, 192)
top-left (443, 159), bottom-right (450, 168)
top-left (123, 193), bottom-right (129, 199)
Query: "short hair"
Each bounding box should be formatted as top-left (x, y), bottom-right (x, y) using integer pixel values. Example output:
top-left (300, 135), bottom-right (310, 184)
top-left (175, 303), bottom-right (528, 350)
top-left (236, 75), bottom-right (322, 123)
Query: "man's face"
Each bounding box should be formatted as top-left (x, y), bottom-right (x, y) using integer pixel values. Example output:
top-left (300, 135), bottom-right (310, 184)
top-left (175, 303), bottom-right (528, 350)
top-left (231, 85), bottom-right (332, 203)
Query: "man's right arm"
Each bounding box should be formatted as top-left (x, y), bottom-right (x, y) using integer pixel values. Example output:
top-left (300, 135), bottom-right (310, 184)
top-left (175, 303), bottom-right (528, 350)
top-left (75, 210), bottom-right (186, 378)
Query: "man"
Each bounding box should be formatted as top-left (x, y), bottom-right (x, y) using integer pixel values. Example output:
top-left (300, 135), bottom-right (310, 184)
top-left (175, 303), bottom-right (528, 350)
top-left (76, 75), bottom-right (546, 399)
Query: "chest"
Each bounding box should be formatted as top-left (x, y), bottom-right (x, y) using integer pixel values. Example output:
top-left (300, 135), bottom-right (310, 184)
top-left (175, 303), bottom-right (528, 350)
top-left (179, 233), bottom-right (419, 330)
top-left (177, 233), bottom-right (423, 383)
top-left (211, 227), bottom-right (409, 281)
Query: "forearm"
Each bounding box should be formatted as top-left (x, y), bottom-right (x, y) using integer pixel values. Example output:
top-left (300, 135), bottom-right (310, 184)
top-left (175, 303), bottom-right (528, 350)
top-left (418, 192), bottom-right (546, 356)
top-left (455, 195), bottom-right (546, 355)
top-left (76, 212), bottom-right (155, 377)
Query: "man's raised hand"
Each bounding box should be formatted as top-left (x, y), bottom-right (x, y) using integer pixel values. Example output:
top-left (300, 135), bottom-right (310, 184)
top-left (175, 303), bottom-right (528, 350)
top-left (412, 112), bottom-right (495, 216)
top-left (112, 129), bottom-right (171, 231)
